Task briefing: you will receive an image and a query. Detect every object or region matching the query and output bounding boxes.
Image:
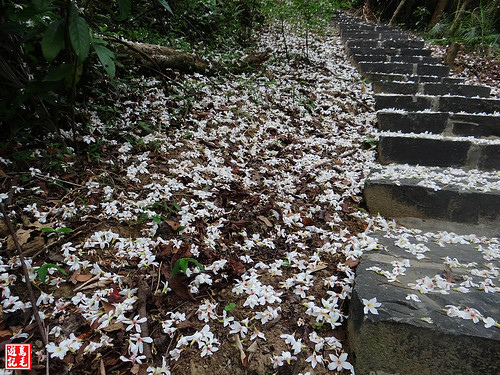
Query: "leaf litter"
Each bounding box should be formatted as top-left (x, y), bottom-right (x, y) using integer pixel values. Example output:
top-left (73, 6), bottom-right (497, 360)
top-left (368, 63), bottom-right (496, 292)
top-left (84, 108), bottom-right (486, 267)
top-left (1, 21), bottom-right (499, 375)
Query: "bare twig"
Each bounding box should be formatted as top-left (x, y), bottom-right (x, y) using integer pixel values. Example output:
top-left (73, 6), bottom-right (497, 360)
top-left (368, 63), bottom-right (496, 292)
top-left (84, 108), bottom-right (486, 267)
top-left (1, 203), bottom-right (48, 346)
top-left (138, 277), bottom-right (153, 360)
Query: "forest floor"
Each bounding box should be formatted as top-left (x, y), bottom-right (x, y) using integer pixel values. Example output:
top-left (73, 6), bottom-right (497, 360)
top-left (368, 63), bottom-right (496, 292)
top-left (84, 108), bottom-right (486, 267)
top-left (0, 21), bottom-right (499, 375)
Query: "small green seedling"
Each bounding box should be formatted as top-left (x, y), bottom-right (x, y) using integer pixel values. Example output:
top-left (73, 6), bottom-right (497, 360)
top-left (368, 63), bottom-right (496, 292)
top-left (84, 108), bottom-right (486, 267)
top-left (362, 138), bottom-right (378, 150)
top-left (224, 302), bottom-right (236, 312)
top-left (171, 258), bottom-right (204, 277)
top-left (36, 263), bottom-right (66, 283)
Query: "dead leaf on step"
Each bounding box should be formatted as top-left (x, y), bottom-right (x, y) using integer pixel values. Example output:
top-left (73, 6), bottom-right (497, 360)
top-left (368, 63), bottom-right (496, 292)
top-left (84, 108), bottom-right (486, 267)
top-left (443, 264), bottom-right (463, 283)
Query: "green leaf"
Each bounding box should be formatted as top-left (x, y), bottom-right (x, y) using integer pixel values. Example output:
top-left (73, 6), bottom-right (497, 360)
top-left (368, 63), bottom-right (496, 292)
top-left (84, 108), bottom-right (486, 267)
top-left (93, 44), bottom-right (116, 79)
top-left (37, 263), bottom-right (66, 283)
top-left (41, 227), bottom-right (56, 233)
top-left (55, 227), bottom-right (73, 233)
top-left (171, 258), bottom-right (204, 277)
top-left (117, 0), bottom-right (132, 21)
top-left (69, 6), bottom-right (90, 61)
top-left (44, 63), bottom-right (73, 82)
top-left (157, 0), bottom-right (174, 15)
top-left (42, 20), bottom-right (65, 62)
top-left (224, 302), bottom-right (236, 311)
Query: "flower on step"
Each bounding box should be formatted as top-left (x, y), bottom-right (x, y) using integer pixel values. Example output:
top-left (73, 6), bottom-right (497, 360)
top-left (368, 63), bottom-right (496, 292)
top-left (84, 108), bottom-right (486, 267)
top-left (362, 297), bottom-right (381, 315)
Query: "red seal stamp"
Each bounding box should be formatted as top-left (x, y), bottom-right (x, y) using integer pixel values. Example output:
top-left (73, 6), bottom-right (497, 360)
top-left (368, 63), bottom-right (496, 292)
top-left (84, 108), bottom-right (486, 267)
top-left (5, 343), bottom-right (31, 370)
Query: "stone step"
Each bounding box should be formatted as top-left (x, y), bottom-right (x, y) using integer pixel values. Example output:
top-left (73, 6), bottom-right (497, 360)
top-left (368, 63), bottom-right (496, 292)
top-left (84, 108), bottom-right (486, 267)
top-left (337, 24), bottom-right (401, 33)
top-left (340, 30), bottom-right (411, 40)
top-left (375, 94), bottom-right (500, 113)
top-left (349, 229), bottom-right (500, 374)
top-left (359, 62), bottom-right (449, 77)
top-left (364, 73), bottom-right (463, 84)
top-left (378, 134), bottom-right (500, 170)
top-left (372, 82), bottom-right (491, 97)
top-left (363, 164), bottom-right (500, 225)
top-left (347, 39), bottom-right (425, 49)
top-left (377, 111), bottom-right (500, 137)
top-left (352, 54), bottom-right (439, 64)
top-left (347, 46), bottom-right (432, 57)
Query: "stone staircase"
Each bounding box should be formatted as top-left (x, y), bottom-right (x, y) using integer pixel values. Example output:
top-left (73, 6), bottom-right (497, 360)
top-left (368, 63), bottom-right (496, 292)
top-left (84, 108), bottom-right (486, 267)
top-left (335, 14), bottom-right (500, 375)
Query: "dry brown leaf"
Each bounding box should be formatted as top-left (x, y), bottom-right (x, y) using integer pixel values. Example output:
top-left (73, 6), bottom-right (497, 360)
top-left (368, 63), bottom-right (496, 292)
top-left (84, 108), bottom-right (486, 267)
top-left (169, 274), bottom-right (196, 301)
top-left (234, 335), bottom-right (247, 366)
top-left (101, 300), bottom-right (115, 315)
top-left (346, 258), bottom-right (360, 268)
top-left (75, 274), bottom-right (93, 282)
top-left (102, 321), bottom-right (124, 332)
top-left (301, 217), bottom-right (315, 226)
top-left (22, 235), bottom-right (44, 255)
top-left (0, 330), bottom-right (12, 341)
top-left (6, 228), bottom-right (33, 250)
top-left (229, 258), bottom-right (246, 277)
top-left (99, 359), bottom-right (106, 375)
top-left (309, 263), bottom-right (328, 273)
top-left (257, 216), bottom-right (272, 227)
top-left (76, 279), bottom-right (111, 291)
top-left (165, 221), bottom-right (181, 231)
top-left (0, 169), bottom-right (6, 177)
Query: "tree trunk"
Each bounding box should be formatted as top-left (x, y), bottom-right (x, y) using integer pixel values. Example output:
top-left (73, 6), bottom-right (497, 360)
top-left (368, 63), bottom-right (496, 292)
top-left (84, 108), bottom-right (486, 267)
top-left (389, 0), bottom-right (408, 25)
top-left (444, 41), bottom-right (461, 67)
top-left (430, 0), bottom-right (450, 26)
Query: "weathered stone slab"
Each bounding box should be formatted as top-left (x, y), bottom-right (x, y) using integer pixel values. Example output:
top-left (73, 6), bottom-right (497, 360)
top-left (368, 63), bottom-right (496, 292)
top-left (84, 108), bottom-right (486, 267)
top-left (424, 83), bottom-right (491, 97)
top-left (377, 111), bottom-right (500, 137)
top-left (379, 135), bottom-right (500, 170)
top-left (349, 231), bottom-right (500, 374)
top-left (373, 82), bottom-right (491, 97)
top-left (353, 55), bottom-right (438, 64)
top-left (451, 113), bottom-right (500, 137)
top-left (347, 47), bottom-right (432, 57)
top-left (340, 30), bottom-right (410, 40)
top-left (365, 73), bottom-right (462, 84)
top-left (363, 165), bottom-right (500, 224)
top-left (361, 63), bottom-right (447, 77)
top-left (439, 96), bottom-right (500, 114)
top-left (376, 94), bottom-right (500, 113)
top-left (347, 39), bottom-right (425, 49)
top-left (377, 111), bottom-right (449, 134)
top-left (378, 136), bottom-right (472, 168)
top-left (375, 94), bottom-right (432, 111)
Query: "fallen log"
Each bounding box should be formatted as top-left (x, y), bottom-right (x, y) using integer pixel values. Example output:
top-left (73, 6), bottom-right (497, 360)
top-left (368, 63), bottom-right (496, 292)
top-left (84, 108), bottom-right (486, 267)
top-left (109, 37), bottom-right (211, 74)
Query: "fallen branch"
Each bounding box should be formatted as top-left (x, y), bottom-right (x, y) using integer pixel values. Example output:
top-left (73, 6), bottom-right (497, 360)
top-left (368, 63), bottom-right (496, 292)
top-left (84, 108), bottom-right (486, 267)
top-left (1, 202), bottom-right (48, 347)
top-left (108, 37), bottom-right (211, 74)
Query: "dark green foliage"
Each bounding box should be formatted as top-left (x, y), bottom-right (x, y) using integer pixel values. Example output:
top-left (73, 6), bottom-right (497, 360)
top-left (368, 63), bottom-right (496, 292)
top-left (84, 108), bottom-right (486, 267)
top-left (428, 0), bottom-right (500, 51)
top-left (0, 0), bottom-right (118, 141)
